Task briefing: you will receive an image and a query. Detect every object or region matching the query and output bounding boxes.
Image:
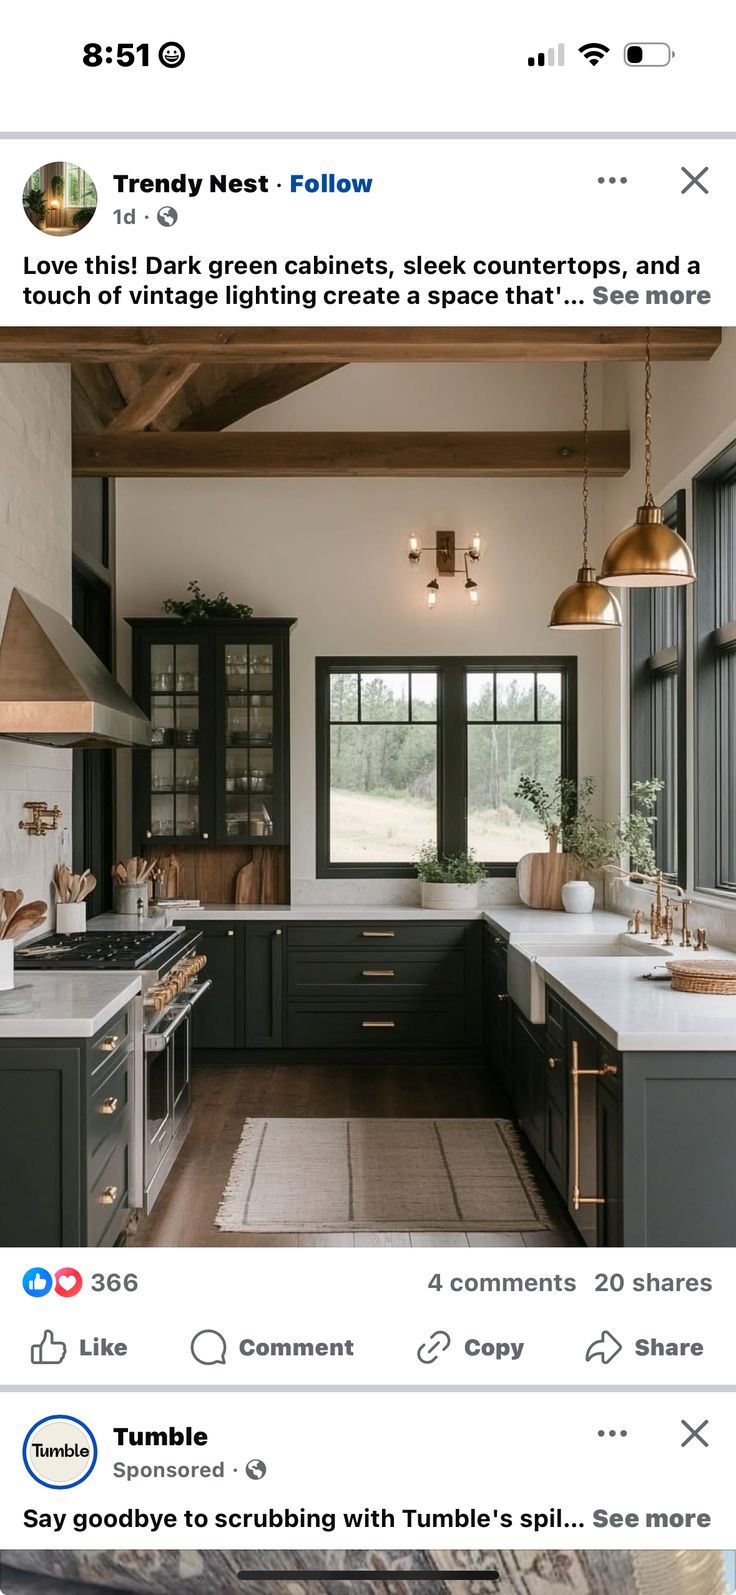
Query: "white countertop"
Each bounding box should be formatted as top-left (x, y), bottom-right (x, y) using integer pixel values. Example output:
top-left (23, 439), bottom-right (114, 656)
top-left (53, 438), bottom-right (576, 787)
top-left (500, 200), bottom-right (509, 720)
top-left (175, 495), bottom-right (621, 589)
top-left (94, 904), bottom-right (632, 929)
top-left (537, 955), bottom-right (736, 1052)
top-left (0, 972), bottom-right (141, 1039)
top-left (484, 906), bottom-right (631, 940)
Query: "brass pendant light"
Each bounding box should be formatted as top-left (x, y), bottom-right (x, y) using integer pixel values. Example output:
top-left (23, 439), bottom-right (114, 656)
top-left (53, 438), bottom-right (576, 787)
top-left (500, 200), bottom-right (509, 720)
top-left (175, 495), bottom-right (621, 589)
top-left (549, 362), bottom-right (622, 629)
top-left (600, 330), bottom-right (696, 587)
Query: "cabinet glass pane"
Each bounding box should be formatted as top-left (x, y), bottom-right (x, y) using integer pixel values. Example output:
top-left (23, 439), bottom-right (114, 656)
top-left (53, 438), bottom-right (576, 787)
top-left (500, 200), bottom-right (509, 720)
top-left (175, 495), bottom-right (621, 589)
top-left (249, 644), bottom-right (273, 690)
top-left (148, 642), bottom-right (201, 837)
top-left (220, 639), bottom-right (280, 841)
top-left (151, 645), bottom-right (174, 693)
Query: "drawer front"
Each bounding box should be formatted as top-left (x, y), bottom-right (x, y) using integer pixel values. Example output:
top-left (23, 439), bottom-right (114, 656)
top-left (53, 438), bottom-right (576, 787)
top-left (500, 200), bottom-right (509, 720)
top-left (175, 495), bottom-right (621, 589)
top-left (87, 1050), bottom-right (130, 1181)
top-left (287, 922), bottom-right (469, 951)
top-left (87, 1135), bottom-right (130, 1247)
top-left (89, 1005), bottom-right (132, 1075)
top-left (546, 990), bottom-right (565, 1051)
top-left (286, 1002), bottom-right (467, 1049)
top-left (286, 949), bottom-right (464, 999)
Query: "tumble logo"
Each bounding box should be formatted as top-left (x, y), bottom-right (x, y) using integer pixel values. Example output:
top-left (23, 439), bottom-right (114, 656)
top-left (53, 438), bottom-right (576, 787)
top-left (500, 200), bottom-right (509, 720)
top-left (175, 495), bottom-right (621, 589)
top-left (22, 1415), bottom-right (98, 1488)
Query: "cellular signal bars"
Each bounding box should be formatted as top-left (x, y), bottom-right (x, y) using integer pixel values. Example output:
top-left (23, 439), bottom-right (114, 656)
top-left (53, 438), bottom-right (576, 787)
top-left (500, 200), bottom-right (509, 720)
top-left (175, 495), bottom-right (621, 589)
top-left (528, 44), bottom-right (565, 66)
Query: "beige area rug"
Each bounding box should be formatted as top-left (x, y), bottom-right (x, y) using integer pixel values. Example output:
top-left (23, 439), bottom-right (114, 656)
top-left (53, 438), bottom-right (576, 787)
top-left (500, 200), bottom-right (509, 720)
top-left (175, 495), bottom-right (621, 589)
top-left (215, 1117), bottom-right (556, 1233)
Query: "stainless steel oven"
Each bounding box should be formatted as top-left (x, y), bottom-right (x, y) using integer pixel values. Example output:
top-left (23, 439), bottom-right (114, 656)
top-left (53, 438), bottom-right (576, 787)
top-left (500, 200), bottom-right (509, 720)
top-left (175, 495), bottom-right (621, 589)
top-left (143, 977), bottom-right (211, 1211)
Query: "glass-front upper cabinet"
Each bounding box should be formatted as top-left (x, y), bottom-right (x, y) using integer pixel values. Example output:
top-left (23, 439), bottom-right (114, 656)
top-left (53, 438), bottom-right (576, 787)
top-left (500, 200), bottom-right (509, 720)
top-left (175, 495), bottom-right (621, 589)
top-left (129, 619), bottom-right (295, 849)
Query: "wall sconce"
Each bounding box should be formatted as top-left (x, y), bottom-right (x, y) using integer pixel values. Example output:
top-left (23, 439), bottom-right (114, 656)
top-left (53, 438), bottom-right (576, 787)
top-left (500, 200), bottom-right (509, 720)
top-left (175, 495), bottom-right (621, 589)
top-left (19, 800), bottom-right (62, 837)
top-left (407, 530), bottom-right (483, 609)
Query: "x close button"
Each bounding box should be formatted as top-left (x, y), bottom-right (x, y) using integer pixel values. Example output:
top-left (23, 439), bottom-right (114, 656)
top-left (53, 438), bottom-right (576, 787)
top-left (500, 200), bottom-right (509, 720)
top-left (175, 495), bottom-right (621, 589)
top-left (681, 165), bottom-right (709, 194)
top-left (681, 1418), bottom-right (709, 1447)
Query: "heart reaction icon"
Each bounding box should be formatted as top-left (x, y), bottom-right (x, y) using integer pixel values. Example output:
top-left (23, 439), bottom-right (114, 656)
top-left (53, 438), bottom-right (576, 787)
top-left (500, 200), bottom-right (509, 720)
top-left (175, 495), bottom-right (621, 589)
top-left (54, 1269), bottom-right (83, 1299)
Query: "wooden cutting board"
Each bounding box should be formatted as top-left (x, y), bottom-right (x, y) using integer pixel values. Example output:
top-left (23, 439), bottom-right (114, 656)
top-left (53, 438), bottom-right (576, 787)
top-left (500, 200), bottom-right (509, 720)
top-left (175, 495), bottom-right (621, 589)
top-left (516, 850), bottom-right (582, 910)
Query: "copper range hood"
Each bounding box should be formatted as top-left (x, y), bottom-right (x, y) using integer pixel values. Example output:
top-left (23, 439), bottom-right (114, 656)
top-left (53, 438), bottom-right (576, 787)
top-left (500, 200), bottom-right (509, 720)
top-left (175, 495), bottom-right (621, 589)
top-left (0, 587), bottom-right (152, 748)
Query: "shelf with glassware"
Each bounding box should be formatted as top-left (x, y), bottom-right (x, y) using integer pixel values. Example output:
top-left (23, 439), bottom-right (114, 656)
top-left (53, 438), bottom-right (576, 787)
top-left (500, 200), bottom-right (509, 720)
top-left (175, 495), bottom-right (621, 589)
top-left (128, 618), bottom-right (296, 850)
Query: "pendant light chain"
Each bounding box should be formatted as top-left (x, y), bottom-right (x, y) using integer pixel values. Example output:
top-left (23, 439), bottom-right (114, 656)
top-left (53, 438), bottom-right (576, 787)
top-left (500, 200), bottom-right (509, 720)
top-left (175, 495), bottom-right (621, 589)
top-left (644, 327), bottom-right (654, 506)
top-left (582, 360), bottom-right (590, 565)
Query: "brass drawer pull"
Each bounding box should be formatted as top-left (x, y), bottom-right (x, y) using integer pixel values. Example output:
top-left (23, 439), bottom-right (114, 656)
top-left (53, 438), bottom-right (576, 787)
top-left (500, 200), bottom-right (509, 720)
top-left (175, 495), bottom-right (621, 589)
top-left (99, 1035), bottom-right (119, 1052)
top-left (361, 930), bottom-right (395, 938)
top-left (99, 1185), bottom-right (118, 1205)
top-left (362, 968), bottom-right (395, 978)
top-left (497, 992), bottom-right (510, 1003)
top-left (570, 1039), bottom-right (616, 1211)
top-left (227, 929), bottom-right (234, 937)
top-left (547, 1056), bottom-right (562, 1070)
top-left (98, 1096), bottom-right (118, 1115)
top-left (362, 1019), bottom-right (396, 1029)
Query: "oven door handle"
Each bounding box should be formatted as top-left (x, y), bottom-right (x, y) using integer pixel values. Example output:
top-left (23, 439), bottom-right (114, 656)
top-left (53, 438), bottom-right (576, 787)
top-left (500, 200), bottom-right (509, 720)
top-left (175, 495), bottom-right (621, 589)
top-left (145, 1005), bottom-right (190, 1053)
top-left (184, 978), bottom-right (213, 1011)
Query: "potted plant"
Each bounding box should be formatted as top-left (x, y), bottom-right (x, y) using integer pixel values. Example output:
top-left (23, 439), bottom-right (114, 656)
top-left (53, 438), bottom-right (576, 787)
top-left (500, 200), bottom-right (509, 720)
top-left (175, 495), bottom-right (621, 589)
top-left (23, 189), bottom-right (46, 228)
top-left (163, 580), bottom-right (253, 621)
top-left (515, 774), bottom-right (663, 913)
top-left (415, 844), bottom-right (486, 909)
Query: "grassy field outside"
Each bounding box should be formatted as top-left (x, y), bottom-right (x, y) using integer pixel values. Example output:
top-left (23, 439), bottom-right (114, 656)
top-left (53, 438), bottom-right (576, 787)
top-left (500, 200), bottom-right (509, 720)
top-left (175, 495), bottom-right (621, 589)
top-left (330, 788), bottom-right (545, 863)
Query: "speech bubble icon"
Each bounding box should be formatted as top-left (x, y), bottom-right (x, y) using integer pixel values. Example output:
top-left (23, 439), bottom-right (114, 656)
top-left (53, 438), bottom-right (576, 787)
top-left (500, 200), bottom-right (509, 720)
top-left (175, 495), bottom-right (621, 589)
top-left (191, 1328), bottom-right (227, 1366)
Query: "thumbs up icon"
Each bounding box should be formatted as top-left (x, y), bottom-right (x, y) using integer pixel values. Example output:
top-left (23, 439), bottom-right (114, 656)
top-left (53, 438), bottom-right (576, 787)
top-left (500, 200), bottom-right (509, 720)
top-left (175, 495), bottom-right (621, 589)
top-left (31, 1329), bottom-right (67, 1365)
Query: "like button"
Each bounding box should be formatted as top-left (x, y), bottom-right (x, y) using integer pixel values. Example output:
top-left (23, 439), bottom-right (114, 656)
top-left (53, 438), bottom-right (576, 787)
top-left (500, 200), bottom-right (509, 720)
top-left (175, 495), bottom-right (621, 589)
top-left (31, 1330), bottom-right (67, 1365)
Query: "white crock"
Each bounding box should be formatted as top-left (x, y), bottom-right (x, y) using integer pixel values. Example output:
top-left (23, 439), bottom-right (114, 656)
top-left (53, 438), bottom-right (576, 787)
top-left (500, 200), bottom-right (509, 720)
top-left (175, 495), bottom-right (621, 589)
top-left (0, 939), bottom-right (14, 990)
top-left (561, 879), bottom-right (595, 914)
top-left (56, 902), bottom-right (87, 935)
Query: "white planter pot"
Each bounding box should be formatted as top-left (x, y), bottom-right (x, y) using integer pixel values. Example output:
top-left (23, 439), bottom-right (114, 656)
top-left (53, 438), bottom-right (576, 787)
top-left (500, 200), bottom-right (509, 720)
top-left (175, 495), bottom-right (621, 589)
top-left (420, 881), bottom-right (480, 910)
top-left (56, 902), bottom-right (87, 935)
top-left (561, 879), bottom-right (595, 915)
top-left (0, 939), bottom-right (14, 990)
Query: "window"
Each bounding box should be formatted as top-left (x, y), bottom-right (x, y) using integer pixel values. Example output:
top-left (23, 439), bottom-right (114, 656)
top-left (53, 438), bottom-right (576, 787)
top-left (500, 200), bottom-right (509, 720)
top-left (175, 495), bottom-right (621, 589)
top-left (695, 443), bottom-right (736, 891)
top-left (317, 657), bottom-right (577, 876)
top-left (629, 491), bottom-right (686, 884)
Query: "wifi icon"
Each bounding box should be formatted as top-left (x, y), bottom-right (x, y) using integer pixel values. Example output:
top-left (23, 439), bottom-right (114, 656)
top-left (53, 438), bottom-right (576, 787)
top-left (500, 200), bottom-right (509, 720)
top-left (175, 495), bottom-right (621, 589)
top-left (579, 41), bottom-right (610, 65)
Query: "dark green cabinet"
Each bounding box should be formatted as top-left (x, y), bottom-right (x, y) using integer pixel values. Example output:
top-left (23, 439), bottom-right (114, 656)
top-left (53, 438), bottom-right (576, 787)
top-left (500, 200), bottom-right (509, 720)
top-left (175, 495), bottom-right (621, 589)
top-left (0, 1005), bottom-right (134, 1247)
top-left (176, 920), bottom-right (245, 1051)
top-left (245, 924), bottom-right (285, 1048)
top-left (128, 617), bottom-right (295, 850)
top-left (484, 926), bottom-right (511, 1093)
top-left (597, 1068), bottom-right (623, 1247)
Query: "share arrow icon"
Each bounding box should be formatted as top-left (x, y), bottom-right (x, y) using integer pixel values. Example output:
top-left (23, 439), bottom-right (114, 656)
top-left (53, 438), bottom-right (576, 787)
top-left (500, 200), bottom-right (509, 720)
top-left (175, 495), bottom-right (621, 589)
top-left (585, 1330), bottom-right (623, 1365)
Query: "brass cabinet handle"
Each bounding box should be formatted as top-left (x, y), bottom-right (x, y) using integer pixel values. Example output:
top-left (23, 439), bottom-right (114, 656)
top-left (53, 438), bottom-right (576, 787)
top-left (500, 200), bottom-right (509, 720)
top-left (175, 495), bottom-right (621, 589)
top-left (362, 968), bottom-right (395, 977)
top-left (202, 832), bottom-right (209, 840)
top-left (146, 830), bottom-right (152, 839)
top-left (570, 1038), bottom-right (614, 1211)
top-left (362, 1019), bottom-right (395, 1029)
top-left (99, 1035), bottom-right (119, 1052)
top-left (98, 1097), bottom-right (118, 1115)
top-left (275, 929), bottom-right (282, 937)
top-left (227, 929), bottom-right (234, 937)
top-left (361, 929), bottom-right (395, 938)
top-left (547, 1056), bottom-right (562, 1070)
top-left (497, 992), bottom-right (510, 1003)
top-left (494, 935), bottom-right (505, 946)
top-left (99, 1185), bottom-right (118, 1205)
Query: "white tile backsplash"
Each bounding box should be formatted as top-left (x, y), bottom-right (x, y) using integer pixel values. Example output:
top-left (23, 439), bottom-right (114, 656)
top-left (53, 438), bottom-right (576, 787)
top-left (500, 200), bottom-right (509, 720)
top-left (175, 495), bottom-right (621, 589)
top-left (0, 364), bottom-right (72, 931)
top-left (292, 876), bottom-right (521, 908)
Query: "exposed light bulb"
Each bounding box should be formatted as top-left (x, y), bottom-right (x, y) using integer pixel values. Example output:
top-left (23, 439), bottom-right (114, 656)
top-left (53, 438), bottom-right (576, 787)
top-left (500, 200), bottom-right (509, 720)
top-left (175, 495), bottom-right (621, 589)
top-left (465, 578), bottom-right (479, 606)
top-left (407, 532), bottom-right (422, 562)
top-left (469, 533), bottom-right (482, 561)
top-left (426, 579), bottom-right (439, 610)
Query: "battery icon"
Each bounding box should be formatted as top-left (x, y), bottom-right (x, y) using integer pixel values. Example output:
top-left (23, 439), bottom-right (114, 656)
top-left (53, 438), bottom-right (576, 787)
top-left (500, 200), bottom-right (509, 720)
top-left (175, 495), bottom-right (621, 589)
top-left (624, 42), bottom-right (673, 66)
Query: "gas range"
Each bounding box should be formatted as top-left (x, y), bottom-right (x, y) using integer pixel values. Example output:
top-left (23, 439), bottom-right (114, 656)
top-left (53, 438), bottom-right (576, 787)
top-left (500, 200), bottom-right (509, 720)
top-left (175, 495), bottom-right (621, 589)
top-left (16, 928), bottom-right (185, 974)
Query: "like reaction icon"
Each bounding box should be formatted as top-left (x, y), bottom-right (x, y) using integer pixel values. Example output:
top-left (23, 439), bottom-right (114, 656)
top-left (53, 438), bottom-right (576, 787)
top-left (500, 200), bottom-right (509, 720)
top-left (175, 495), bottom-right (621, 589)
top-left (23, 1268), bottom-right (53, 1297)
top-left (31, 1330), bottom-right (67, 1365)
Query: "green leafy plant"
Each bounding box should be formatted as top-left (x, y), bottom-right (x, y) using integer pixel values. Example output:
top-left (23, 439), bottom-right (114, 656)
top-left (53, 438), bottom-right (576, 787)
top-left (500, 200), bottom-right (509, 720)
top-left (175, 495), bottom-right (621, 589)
top-left (71, 206), bottom-right (95, 228)
top-left (415, 844), bottom-right (486, 885)
top-left (162, 581), bottom-right (254, 622)
top-left (514, 773), bottom-right (663, 874)
top-left (50, 174), bottom-right (65, 199)
top-left (24, 189), bottom-right (46, 224)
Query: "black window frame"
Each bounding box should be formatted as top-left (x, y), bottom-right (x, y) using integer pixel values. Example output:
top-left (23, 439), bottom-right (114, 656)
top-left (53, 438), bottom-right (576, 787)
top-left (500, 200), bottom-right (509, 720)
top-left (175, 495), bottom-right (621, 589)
top-left (629, 490), bottom-right (687, 887)
top-left (694, 440), bottom-right (736, 893)
top-left (316, 655), bottom-right (577, 879)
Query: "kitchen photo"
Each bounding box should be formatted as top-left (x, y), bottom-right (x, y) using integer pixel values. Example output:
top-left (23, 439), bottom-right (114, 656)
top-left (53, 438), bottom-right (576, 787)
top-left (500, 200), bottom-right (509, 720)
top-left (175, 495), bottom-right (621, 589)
top-left (1, 324), bottom-right (736, 1250)
top-left (0, 1546), bottom-right (732, 1595)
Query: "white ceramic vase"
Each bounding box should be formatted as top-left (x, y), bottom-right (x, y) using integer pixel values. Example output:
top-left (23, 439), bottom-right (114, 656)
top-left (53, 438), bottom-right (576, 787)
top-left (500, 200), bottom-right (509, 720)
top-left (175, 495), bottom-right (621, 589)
top-left (56, 902), bottom-right (87, 935)
top-left (561, 879), bottom-right (595, 915)
top-left (420, 882), bottom-right (480, 910)
top-left (0, 939), bottom-right (14, 990)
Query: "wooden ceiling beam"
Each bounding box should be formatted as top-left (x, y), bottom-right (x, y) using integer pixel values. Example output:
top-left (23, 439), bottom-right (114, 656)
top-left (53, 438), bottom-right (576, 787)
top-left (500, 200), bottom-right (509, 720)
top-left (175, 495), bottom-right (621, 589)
top-left (72, 429), bottom-right (630, 478)
top-left (106, 359), bottom-right (200, 432)
top-left (1, 327), bottom-right (721, 363)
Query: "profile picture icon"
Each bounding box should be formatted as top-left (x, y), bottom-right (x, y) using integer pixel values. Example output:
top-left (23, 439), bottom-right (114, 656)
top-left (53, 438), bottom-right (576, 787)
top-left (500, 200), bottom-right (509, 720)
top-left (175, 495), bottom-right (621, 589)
top-left (23, 161), bottom-right (97, 235)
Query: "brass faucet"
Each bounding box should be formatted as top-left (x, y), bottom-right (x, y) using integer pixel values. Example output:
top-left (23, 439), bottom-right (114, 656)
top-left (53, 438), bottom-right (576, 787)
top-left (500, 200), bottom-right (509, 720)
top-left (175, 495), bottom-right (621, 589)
top-left (612, 867), bottom-right (686, 942)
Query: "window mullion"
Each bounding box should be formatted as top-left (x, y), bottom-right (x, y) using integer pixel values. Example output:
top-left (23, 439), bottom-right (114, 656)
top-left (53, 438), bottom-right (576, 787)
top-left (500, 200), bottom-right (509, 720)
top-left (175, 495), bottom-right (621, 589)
top-left (439, 663), bottom-right (467, 857)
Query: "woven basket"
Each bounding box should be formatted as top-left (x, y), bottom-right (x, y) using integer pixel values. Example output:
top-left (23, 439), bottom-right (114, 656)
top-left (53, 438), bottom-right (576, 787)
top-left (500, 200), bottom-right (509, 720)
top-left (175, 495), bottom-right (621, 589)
top-left (667, 959), bottom-right (736, 994)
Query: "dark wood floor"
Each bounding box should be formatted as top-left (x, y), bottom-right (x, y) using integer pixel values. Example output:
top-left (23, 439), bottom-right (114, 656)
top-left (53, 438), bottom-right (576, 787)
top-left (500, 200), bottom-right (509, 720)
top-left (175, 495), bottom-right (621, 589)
top-left (128, 1061), bottom-right (577, 1248)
